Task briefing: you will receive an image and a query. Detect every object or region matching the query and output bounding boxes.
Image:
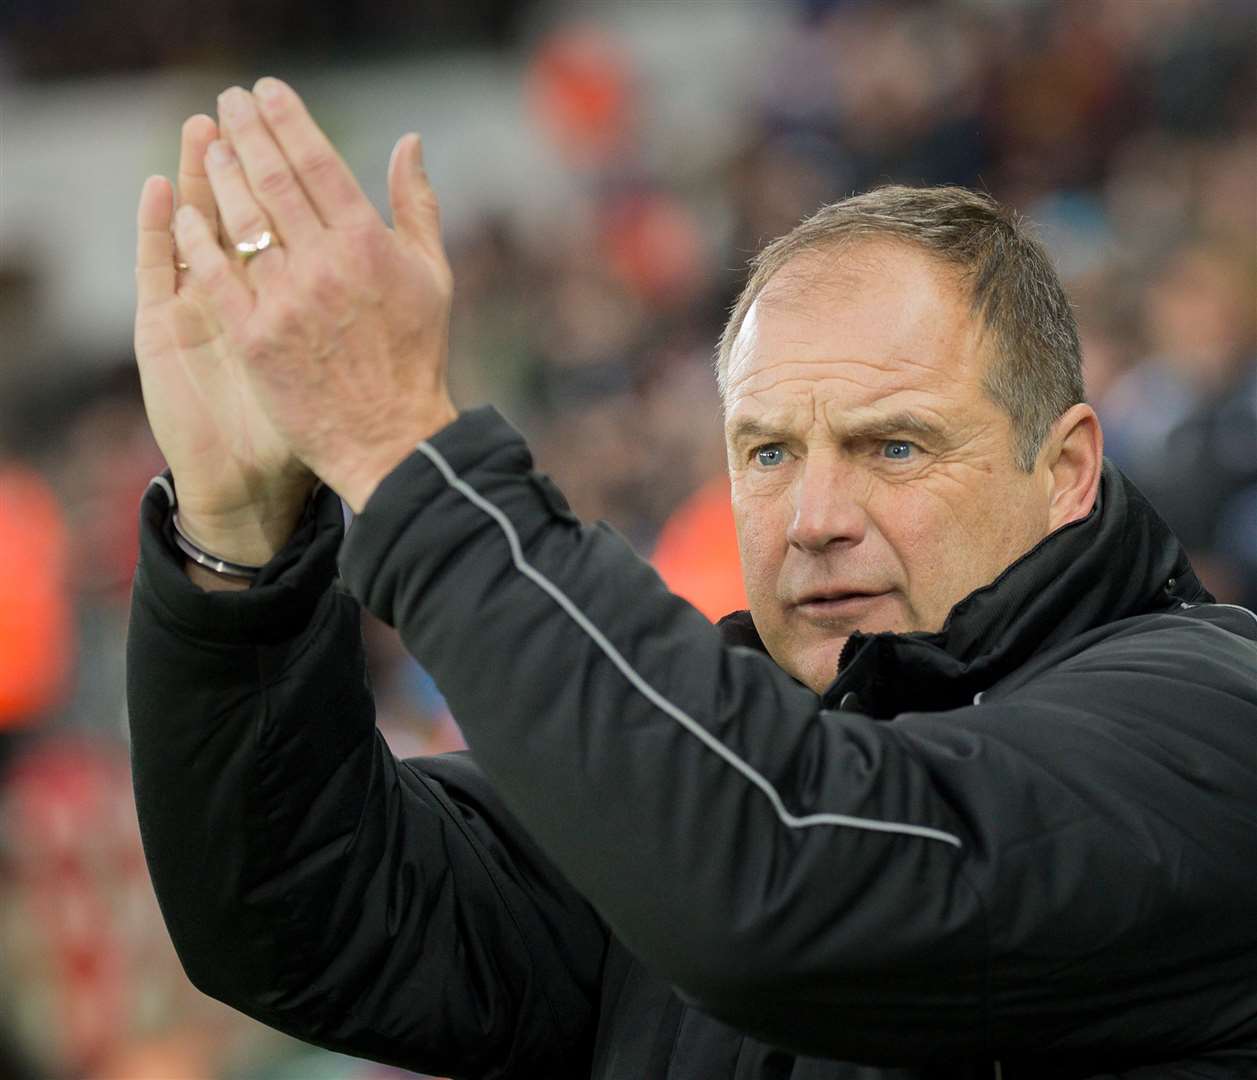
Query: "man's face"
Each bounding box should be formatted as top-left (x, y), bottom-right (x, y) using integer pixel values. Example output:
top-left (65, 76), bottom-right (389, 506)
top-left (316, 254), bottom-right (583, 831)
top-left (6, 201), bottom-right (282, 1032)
top-left (725, 241), bottom-right (1053, 694)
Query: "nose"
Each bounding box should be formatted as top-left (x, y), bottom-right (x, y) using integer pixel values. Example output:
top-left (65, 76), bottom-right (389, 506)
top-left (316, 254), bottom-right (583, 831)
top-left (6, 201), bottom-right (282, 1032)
top-left (785, 452), bottom-right (867, 552)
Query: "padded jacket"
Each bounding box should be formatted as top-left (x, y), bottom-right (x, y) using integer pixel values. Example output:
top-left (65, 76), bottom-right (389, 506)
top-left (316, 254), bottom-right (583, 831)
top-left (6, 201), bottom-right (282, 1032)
top-left (127, 407), bottom-right (1257, 1079)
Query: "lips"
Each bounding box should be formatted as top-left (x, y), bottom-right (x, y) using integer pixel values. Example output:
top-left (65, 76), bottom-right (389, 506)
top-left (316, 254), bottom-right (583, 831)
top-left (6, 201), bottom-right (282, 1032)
top-left (791, 590), bottom-right (892, 620)
top-left (794, 588), bottom-right (888, 607)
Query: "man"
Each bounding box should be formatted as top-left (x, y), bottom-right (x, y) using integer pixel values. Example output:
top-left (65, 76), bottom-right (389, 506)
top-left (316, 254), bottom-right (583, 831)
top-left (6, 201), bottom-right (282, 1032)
top-left (128, 80), bottom-right (1257, 1078)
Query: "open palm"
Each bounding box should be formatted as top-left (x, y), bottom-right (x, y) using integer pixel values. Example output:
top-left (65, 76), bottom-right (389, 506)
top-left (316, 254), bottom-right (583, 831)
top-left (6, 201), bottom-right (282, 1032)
top-left (134, 116), bottom-right (315, 541)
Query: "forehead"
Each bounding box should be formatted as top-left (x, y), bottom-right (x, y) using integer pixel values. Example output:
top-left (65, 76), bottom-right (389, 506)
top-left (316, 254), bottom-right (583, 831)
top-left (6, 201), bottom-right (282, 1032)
top-left (725, 241), bottom-right (990, 421)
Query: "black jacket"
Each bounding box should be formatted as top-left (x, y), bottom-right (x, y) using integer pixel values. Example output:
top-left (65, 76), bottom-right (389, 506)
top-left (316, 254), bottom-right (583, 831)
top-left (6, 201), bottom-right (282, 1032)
top-left (127, 407), bottom-right (1257, 1079)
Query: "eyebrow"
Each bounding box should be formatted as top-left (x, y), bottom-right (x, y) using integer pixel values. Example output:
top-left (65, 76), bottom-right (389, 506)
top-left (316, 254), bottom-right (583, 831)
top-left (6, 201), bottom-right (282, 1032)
top-left (727, 410), bottom-right (948, 447)
top-left (726, 417), bottom-right (789, 447)
top-left (842, 410), bottom-right (948, 444)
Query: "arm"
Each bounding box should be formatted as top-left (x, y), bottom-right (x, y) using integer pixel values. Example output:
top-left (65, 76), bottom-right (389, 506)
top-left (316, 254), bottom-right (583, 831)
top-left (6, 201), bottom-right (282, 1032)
top-left (127, 475), bottom-right (605, 1079)
top-left (166, 79), bottom-right (1255, 1063)
top-left (128, 96), bottom-right (608, 1078)
top-left (338, 407), bottom-right (1257, 1063)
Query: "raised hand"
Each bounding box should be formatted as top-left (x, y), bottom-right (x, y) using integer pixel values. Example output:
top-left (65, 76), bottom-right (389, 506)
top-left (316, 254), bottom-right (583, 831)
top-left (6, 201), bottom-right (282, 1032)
top-left (175, 78), bottom-right (457, 514)
top-left (133, 114), bottom-right (318, 568)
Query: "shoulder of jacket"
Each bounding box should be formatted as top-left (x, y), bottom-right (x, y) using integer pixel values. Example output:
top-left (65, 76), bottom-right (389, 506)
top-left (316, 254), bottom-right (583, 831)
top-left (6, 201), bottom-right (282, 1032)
top-left (977, 605), bottom-right (1257, 708)
top-left (1170, 600), bottom-right (1257, 640)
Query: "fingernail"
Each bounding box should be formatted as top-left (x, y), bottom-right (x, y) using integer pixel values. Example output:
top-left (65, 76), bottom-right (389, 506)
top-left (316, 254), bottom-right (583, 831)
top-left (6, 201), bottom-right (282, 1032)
top-left (206, 140), bottom-right (234, 166)
top-left (253, 77), bottom-right (283, 104)
top-left (217, 87), bottom-right (247, 121)
top-left (412, 133), bottom-right (425, 170)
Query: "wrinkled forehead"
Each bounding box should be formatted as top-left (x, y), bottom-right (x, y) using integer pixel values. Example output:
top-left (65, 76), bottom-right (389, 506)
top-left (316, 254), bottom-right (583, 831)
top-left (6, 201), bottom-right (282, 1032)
top-left (725, 241), bottom-right (990, 408)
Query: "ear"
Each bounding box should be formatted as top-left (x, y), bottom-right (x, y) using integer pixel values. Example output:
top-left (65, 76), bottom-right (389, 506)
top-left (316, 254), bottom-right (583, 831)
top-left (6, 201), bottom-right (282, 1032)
top-left (1043, 403), bottom-right (1104, 532)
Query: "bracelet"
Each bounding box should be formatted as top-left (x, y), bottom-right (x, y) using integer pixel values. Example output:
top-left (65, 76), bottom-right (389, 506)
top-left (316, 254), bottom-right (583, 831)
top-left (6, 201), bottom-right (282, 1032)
top-left (171, 511), bottom-right (264, 581)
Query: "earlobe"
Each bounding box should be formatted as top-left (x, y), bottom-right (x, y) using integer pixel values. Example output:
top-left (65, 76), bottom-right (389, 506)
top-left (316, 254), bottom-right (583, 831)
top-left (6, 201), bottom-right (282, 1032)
top-left (1046, 404), bottom-right (1104, 532)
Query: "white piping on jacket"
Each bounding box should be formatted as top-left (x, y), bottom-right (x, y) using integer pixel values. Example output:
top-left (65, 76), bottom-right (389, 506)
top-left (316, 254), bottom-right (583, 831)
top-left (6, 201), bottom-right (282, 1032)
top-left (1210, 603), bottom-right (1257, 628)
top-left (149, 475), bottom-right (175, 506)
top-left (415, 441), bottom-right (964, 850)
top-left (1180, 600), bottom-right (1257, 633)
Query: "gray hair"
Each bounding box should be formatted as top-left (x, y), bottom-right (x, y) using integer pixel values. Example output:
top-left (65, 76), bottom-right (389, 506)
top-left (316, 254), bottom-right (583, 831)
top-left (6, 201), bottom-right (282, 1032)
top-left (716, 185), bottom-right (1084, 471)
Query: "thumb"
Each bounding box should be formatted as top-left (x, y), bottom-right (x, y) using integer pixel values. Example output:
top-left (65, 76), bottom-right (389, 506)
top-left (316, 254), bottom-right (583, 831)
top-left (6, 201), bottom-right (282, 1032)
top-left (388, 133), bottom-right (442, 251)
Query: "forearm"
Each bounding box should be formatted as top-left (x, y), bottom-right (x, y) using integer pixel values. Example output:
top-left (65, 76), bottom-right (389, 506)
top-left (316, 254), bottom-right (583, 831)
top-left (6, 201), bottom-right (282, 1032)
top-left (128, 473), bottom-right (602, 1075)
top-left (128, 478), bottom-right (363, 1006)
top-left (129, 86), bottom-right (609, 1072)
top-left (339, 410), bottom-right (1257, 1063)
top-left (339, 410), bottom-right (981, 1058)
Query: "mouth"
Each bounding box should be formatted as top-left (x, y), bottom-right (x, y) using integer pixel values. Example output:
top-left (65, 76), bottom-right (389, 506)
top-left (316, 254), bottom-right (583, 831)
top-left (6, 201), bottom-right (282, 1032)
top-left (792, 591), bottom-right (892, 620)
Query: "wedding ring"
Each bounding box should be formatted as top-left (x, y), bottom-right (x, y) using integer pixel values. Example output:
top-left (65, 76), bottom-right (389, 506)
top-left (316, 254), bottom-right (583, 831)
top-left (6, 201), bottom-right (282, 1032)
top-left (235, 230), bottom-right (277, 264)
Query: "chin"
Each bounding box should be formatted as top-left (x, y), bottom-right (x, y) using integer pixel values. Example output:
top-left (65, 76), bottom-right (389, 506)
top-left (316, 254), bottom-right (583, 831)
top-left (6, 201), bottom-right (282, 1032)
top-left (794, 637), bottom-right (853, 694)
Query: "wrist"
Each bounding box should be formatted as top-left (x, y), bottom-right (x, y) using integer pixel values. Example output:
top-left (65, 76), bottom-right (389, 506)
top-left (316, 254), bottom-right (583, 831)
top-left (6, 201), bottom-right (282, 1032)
top-left (174, 506), bottom-right (302, 567)
top-left (173, 492), bottom-right (318, 590)
top-left (336, 402), bottom-right (459, 513)
top-left (173, 477), bottom-right (317, 566)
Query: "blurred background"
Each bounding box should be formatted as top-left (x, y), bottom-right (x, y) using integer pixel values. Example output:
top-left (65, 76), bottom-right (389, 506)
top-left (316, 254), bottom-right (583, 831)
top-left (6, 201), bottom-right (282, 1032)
top-left (0, 0), bottom-right (1254, 1076)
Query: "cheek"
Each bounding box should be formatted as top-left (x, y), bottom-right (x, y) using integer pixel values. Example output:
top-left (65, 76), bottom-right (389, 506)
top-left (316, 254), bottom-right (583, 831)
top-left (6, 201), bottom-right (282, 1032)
top-left (732, 488), bottom-right (785, 602)
top-left (880, 483), bottom-right (1034, 624)
top-left (886, 506), bottom-right (944, 583)
top-left (871, 490), bottom-right (980, 623)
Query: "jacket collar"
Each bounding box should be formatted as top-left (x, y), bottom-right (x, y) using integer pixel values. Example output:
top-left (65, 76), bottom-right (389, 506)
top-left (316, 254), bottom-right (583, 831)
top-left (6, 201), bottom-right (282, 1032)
top-left (717, 461), bottom-right (1212, 718)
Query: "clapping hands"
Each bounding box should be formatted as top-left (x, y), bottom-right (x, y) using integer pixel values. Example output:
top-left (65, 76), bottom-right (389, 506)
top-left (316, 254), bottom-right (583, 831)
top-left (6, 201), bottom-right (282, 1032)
top-left (134, 77), bottom-right (457, 574)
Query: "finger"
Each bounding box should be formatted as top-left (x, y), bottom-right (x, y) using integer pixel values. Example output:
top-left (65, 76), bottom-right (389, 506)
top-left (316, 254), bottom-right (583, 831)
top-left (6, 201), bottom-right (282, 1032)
top-left (215, 86), bottom-right (322, 243)
top-left (203, 138), bottom-right (286, 284)
top-left (174, 204), bottom-right (255, 332)
top-left (388, 133), bottom-right (445, 256)
top-left (177, 115), bottom-right (221, 241)
top-left (251, 77), bottom-right (378, 229)
top-left (136, 175), bottom-right (176, 309)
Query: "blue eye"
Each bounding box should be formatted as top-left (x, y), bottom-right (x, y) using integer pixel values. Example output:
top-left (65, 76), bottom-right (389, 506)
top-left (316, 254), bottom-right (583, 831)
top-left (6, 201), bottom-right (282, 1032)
top-left (882, 440), bottom-right (916, 460)
top-left (755, 445), bottom-right (786, 468)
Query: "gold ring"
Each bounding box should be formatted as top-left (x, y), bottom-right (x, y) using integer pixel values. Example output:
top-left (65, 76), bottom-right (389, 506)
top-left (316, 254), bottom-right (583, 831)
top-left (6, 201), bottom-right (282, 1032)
top-left (235, 230), bottom-right (277, 264)
top-left (175, 261), bottom-right (190, 272)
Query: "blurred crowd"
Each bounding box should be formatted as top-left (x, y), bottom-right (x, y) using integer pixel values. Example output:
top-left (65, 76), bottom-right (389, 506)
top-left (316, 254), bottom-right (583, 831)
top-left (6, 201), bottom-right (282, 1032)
top-left (0, 0), bottom-right (1254, 1076)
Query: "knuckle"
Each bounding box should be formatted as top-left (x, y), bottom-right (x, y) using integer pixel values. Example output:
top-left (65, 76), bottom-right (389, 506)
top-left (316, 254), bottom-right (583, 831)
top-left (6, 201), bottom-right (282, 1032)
top-left (238, 215), bottom-right (271, 243)
top-left (256, 166), bottom-right (295, 200)
top-left (260, 94), bottom-right (291, 124)
top-left (298, 149), bottom-right (338, 181)
top-left (309, 263), bottom-right (345, 302)
top-left (418, 190), bottom-right (442, 219)
top-left (240, 331), bottom-right (267, 363)
top-left (232, 108), bottom-right (261, 135)
top-left (270, 294), bottom-right (303, 328)
top-left (243, 314), bottom-right (280, 349)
